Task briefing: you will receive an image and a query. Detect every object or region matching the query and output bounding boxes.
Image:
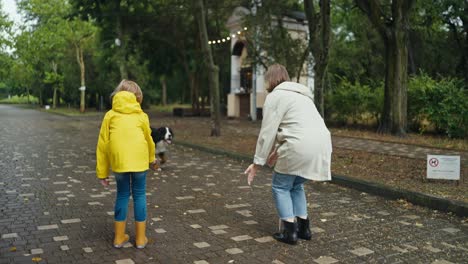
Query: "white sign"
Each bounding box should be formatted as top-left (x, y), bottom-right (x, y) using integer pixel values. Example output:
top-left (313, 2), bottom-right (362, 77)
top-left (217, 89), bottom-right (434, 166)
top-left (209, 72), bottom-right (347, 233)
top-left (427, 155), bottom-right (460, 180)
top-left (79, 86), bottom-right (86, 91)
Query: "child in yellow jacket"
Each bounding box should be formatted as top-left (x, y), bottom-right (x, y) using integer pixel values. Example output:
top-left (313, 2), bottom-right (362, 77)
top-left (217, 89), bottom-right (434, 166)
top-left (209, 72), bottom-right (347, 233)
top-left (96, 79), bottom-right (156, 249)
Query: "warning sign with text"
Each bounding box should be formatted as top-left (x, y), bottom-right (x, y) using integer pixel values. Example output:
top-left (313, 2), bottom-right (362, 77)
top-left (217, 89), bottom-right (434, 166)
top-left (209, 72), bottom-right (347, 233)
top-left (427, 155), bottom-right (460, 180)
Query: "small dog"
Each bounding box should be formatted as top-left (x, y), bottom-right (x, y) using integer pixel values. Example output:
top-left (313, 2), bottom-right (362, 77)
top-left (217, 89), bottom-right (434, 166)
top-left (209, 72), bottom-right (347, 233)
top-left (150, 127), bottom-right (174, 166)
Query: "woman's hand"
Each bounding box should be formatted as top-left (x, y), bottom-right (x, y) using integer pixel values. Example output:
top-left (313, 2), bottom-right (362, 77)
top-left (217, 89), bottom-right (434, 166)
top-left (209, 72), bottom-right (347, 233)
top-left (266, 149), bottom-right (278, 167)
top-left (244, 164), bottom-right (259, 185)
top-left (100, 179), bottom-right (109, 187)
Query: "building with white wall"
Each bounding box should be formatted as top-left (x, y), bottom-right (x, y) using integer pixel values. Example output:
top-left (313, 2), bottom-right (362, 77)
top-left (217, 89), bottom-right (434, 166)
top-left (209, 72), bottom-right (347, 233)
top-left (225, 6), bottom-right (314, 119)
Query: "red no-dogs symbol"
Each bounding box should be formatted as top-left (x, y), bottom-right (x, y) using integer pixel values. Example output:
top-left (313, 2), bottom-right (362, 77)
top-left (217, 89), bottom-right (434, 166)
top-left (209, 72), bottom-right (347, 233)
top-left (429, 158), bottom-right (439, 167)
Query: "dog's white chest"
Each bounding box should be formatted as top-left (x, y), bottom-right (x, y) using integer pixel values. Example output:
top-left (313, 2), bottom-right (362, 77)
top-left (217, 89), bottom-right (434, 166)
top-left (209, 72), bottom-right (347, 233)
top-left (156, 141), bottom-right (168, 154)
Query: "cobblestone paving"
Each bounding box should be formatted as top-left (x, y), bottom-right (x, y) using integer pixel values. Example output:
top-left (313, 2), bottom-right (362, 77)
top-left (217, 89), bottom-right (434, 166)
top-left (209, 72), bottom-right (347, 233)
top-left (1, 105), bottom-right (467, 264)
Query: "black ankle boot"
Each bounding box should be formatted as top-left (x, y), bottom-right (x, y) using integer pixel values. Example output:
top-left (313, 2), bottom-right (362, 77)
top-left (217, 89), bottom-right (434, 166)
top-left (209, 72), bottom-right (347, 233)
top-left (297, 217), bottom-right (312, 240)
top-left (273, 220), bottom-right (298, 245)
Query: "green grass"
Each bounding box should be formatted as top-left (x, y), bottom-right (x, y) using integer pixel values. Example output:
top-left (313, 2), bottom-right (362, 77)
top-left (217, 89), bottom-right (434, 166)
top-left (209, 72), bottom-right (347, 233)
top-left (0, 95), bottom-right (39, 104)
top-left (148, 103), bottom-right (191, 113)
top-left (41, 107), bottom-right (105, 117)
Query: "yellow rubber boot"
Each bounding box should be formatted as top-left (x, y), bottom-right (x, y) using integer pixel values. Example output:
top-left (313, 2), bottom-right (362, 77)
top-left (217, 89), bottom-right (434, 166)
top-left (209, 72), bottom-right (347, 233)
top-left (113, 221), bottom-right (129, 248)
top-left (135, 221), bottom-right (148, 249)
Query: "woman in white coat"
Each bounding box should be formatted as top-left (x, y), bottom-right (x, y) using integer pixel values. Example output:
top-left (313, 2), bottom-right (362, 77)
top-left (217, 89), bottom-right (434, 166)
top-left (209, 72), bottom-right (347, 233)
top-left (245, 64), bottom-right (332, 245)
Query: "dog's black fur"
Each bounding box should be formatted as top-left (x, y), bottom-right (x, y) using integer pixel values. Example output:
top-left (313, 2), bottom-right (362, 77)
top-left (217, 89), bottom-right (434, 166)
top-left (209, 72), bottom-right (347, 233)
top-left (150, 127), bottom-right (174, 164)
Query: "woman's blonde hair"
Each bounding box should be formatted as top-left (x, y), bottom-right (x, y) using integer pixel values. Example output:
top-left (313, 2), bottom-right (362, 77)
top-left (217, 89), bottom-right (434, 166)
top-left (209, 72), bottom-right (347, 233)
top-left (111, 79), bottom-right (143, 103)
top-left (264, 64), bottom-right (290, 92)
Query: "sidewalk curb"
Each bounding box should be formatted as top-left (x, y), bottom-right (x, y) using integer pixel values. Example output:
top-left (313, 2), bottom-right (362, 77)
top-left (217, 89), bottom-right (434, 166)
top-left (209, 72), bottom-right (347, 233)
top-left (176, 141), bottom-right (251, 163)
top-left (332, 175), bottom-right (468, 217)
top-left (176, 141), bottom-right (468, 217)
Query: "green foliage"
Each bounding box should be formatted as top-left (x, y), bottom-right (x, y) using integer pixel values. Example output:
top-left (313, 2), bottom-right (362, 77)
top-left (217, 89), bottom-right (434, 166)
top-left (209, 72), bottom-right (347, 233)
top-left (328, 77), bottom-right (383, 125)
top-left (329, 0), bottom-right (384, 86)
top-left (0, 95), bottom-right (39, 104)
top-left (44, 71), bottom-right (64, 85)
top-left (243, 1), bottom-right (308, 76)
top-left (408, 73), bottom-right (467, 138)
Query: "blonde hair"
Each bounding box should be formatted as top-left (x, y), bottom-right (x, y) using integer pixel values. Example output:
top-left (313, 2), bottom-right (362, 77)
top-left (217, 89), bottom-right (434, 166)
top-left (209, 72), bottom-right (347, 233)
top-left (111, 79), bottom-right (143, 103)
top-left (264, 64), bottom-right (290, 92)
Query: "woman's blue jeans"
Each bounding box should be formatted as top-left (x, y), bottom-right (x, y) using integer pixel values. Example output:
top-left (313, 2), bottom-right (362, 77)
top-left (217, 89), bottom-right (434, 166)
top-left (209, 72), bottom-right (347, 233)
top-left (113, 171), bottom-right (147, 222)
top-left (272, 172), bottom-right (308, 220)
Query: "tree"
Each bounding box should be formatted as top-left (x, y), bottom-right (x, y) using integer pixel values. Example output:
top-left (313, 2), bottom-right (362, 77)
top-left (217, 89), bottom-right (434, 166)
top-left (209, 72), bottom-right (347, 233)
top-left (328, 0), bottom-right (385, 85)
top-left (304, 0), bottom-right (331, 117)
top-left (64, 19), bottom-right (97, 112)
top-left (0, 3), bottom-right (13, 98)
top-left (196, 0), bottom-right (221, 136)
top-left (244, 1), bottom-right (308, 77)
top-left (355, 0), bottom-right (416, 136)
top-left (436, 0), bottom-right (467, 83)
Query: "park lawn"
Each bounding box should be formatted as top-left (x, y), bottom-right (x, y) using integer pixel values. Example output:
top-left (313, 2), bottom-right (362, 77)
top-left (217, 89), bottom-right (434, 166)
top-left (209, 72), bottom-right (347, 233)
top-left (148, 114), bottom-right (467, 204)
top-left (39, 107), bottom-right (105, 117)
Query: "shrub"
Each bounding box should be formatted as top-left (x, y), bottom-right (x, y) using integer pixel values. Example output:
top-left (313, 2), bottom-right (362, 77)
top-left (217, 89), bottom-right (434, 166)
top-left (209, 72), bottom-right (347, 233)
top-left (408, 73), bottom-right (467, 138)
top-left (407, 72), bottom-right (435, 132)
top-left (328, 78), bottom-right (383, 125)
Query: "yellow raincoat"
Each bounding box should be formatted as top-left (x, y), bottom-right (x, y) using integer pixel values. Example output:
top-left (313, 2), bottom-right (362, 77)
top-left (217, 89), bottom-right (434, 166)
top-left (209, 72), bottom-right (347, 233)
top-left (96, 91), bottom-right (156, 179)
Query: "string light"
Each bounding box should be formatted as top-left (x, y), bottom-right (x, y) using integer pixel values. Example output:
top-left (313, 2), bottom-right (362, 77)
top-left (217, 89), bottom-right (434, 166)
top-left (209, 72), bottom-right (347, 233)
top-left (208, 27), bottom-right (248, 45)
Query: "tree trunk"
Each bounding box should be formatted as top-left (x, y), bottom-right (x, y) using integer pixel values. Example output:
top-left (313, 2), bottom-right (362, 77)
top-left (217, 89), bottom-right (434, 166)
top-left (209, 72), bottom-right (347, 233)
top-left (53, 87), bottom-right (58, 109)
top-left (356, 0), bottom-right (414, 136)
top-left (116, 16), bottom-right (128, 79)
top-left (39, 90), bottom-right (43, 106)
top-left (379, 31), bottom-right (408, 136)
top-left (52, 61), bottom-right (58, 109)
top-left (314, 66), bottom-right (326, 115)
top-left (160, 76), bottom-right (167, 106)
top-left (304, 0), bottom-right (331, 117)
top-left (190, 73), bottom-right (200, 114)
top-left (196, 0), bottom-right (221, 136)
top-left (296, 44), bottom-right (310, 82)
top-left (26, 87), bottom-right (30, 104)
top-left (76, 45), bottom-right (86, 113)
top-left (460, 24), bottom-right (468, 84)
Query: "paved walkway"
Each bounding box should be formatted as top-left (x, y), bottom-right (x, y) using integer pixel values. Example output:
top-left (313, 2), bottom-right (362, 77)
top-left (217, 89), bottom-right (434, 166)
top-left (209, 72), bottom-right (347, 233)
top-left (0, 105), bottom-right (467, 264)
top-left (332, 137), bottom-right (466, 165)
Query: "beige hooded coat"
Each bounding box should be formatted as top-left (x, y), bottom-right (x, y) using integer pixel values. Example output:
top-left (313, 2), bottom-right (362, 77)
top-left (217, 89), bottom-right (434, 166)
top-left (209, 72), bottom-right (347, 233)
top-left (253, 81), bottom-right (332, 181)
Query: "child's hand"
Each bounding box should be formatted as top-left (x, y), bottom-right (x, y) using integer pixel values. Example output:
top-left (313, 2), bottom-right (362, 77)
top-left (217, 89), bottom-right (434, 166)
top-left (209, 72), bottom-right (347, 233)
top-left (150, 160), bottom-right (160, 171)
top-left (100, 179), bottom-right (109, 187)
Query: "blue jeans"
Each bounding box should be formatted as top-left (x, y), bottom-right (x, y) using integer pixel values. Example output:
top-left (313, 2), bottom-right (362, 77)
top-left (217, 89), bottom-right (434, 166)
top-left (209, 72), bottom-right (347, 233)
top-left (272, 172), bottom-right (308, 220)
top-left (114, 171), bottom-right (147, 222)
